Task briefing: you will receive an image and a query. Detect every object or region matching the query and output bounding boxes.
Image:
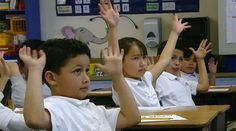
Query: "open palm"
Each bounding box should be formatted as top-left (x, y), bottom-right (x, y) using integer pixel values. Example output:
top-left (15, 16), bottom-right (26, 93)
top-left (99, 0), bottom-right (119, 28)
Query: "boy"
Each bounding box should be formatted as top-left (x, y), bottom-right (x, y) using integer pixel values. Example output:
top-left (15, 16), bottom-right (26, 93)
top-left (21, 1), bottom-right (140, 130)
top-left (0, 51), bottom-right (32, 131)
top-left (8, 40), bottom-right (51, 108)
top-left (181, 44), bottom-right (218, 86)
top-left (155, 39), bottom-right (211, 106)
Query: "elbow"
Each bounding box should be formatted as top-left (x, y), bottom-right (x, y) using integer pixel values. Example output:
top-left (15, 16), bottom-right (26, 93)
top-left (130, 110), bottom-right (141, 126)
top-left (198, 84), bottom-right (209, 92)
top-left (24, 114), bottom-right (48, 129)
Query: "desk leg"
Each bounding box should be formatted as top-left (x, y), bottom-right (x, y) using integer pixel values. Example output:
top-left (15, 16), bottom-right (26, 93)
top-left (211, 112), bottom-right (226, 131)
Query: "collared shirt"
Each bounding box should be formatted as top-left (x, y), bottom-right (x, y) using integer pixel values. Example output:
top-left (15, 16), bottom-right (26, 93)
top-left (44, 96), bottom-right (119, 131)
top-left (112, 71), bottom-right (161, 107)
top-left (155, 72), bottom-right (198, 107)
top-left (180, 71), bottom-right (199, 82)
top-left (0, 92), bottom-right (33, 131)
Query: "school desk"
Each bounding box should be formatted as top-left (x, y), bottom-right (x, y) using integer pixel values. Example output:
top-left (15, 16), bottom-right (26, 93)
top-left (86, 89), bottom-right (115, 107)
top-left (193, 85), bottom-right (236, 121)
top-left (124, 105), bottom-right (230, 131)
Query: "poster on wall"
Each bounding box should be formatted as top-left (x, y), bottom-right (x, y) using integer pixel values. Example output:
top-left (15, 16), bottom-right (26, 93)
top-left (56, 0), bottom-right (199, 16)
top-left (226, 0), bottom-right (236, 43)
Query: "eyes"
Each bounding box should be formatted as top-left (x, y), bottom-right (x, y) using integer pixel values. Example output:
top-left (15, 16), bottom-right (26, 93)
top-left (183, 58), bottom-right (197, 62)
top-left (72, 67), bottom-right (89, 76)
top-left (131, 55), bottom-right (148, 61)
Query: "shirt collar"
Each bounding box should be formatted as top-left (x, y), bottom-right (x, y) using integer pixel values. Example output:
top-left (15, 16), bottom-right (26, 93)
top-left (162, 71), bottom-right (178, 81)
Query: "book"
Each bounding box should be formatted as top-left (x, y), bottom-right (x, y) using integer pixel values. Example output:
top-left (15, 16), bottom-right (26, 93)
top-left (141, 114), bottom-right (186, 122)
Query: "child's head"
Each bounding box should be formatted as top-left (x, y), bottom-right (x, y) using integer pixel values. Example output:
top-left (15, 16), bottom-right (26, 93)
top-left (157, 39), bottom-right (184, 76)
top-left (180, 39), bottom-right (199, 74)
top-left (17, 39), bottom-right (45, 78)
top-left (181, 48), bottom-right (197, 74)
top-left (118, 37), bottom-right (148, 80)
top-left (41, 39), bottom-right (91, 99)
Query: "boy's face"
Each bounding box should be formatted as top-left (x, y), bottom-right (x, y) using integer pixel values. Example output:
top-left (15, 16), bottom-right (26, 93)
top-left (181, 54), bottom-right (197, 74)
top-left (51, 54), bottom-right (90, 99)
top-left (123, 45), bottom-right (148, 80)
top-left (165, 49), bottom-right (183, 76)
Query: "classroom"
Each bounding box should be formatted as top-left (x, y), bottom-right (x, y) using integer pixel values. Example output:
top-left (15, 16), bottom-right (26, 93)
top-left (0, 0), bottom-right (236, 131)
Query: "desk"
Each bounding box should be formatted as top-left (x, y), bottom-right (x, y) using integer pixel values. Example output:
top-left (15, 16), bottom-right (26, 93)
top-left (86, 90), bottom-right (115, 107)
top-left (193, 86), bottom-right (236, 121)
top-left (125, 105), bottom-right (230, 131)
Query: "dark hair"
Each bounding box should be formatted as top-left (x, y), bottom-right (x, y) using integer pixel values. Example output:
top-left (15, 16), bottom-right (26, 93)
top-left (157, 38), bottom-right (184, 56)
top-left (17, 39), bottom-right (45, 66)
top-left (40, 39), bottom-right (91, 84)
top-left (181, 38), bottom-right (199, 58)
top-left (118, 37), bottom-right (147, 60)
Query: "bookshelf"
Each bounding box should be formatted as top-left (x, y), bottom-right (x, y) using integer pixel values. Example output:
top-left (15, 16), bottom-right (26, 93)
top-left (0, 0), bottom-right (41, 39)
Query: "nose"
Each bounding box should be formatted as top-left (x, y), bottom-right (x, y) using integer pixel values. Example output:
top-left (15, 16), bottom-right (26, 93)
top-left (82, 72), bottom-right (90, 84)
top-left (140, 58), bottom-right (147, 66)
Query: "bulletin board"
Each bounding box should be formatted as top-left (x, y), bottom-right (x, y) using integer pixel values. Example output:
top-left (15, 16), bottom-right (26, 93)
top-left (56, 0), bottom-right (199, 16)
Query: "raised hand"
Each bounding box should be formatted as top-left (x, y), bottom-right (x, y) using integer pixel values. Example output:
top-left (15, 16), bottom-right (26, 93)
top-left (19, 46), bottom-right (46, 71)
top-left (99, 0), bottom-right (119, 28)
top-left (172, 14), bottom-right (191, 35)
top-left (95, 48), bottom-right (124, 77)
top-left (189, 39), bottom-right (212, 60)
top-left (208, 57), bottom-right (218, 74)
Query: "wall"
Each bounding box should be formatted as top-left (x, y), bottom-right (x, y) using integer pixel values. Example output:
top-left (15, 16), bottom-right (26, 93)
top-left (40, 0), bottom-right (218, 57)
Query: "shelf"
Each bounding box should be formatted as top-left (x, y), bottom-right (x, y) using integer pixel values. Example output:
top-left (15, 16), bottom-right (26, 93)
top-left (0, 10), bottom-right (24, 14)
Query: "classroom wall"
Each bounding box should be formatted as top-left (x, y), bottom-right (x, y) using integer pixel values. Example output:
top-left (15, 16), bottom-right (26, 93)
top-left (39, 0), bottom-right (218, 57)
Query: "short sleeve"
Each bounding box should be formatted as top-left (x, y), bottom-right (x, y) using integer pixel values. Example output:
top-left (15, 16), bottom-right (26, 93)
top-left (97, 106), bottom-right (120, 130)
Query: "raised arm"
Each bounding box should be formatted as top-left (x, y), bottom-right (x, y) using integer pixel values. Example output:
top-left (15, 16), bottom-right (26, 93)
top-left (208, 57), bottom-right (217, 86)
top-left (189, 39), bottom-right (211, 92)
top-left (19, 46), bottom-right (51, 129)
top-left (97, 0), bottom-right (140, 129)
top-left (150, 15), bottom-right (191, 82)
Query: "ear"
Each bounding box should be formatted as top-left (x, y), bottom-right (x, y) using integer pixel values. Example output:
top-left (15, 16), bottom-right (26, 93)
top-left (45, 71), bottom-right (57, 87)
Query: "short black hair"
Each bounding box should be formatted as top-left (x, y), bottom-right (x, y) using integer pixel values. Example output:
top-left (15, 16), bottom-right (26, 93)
top-left (40, 39), bottom-right (91, 84)
top-left (118, 37), bottom-right (147, 60)
top-left (157, 38), bottom-right (184, 56)
top-left (17, 39), bottom-right (45, 66)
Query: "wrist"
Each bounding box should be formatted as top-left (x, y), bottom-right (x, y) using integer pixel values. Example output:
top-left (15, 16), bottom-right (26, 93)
top-left (171, 30), bottom-right (180, 36)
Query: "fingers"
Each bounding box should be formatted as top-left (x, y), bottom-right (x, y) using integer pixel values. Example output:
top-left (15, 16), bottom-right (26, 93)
top-left (189, 47), bottom-right (195, 53)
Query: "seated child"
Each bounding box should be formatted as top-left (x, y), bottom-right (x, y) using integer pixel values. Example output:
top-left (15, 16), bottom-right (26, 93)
top-left (7, 39), bottom-right (51, 108)
top-left (180, 39), bottom-right (218, 86)
top-left (155, 39), bottom-right (211, 106)
top-left (21, 1), bottom-right (140, 130)
top-left (112, 15), bottom-right (191, 107)
top-left (0, 51), bottom-right (32, 131)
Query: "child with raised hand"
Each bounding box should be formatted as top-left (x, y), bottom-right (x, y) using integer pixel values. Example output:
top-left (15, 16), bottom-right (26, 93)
top-left (20, 1), bottom-right (140, 131)
top-left (180, 39), bottom-right (218, 86)
top-left (112, 15), bottom-right (191, 107)
top-left (156, 39), bottom-right (211, 106)
top-left (7, 40), bottom-right (51, 108)
top-left (0, 51), bottom-right (33, 131)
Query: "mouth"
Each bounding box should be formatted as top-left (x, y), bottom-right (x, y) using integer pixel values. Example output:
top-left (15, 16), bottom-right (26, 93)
top-left (80, 87), bottom-right (89, 92)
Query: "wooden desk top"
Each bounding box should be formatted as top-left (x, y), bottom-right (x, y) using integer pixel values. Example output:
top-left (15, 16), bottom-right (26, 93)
top-left (130, 105), bottom-right (230, 129)
top-left (87, 90), bottom-right (112, 97)
top-left (199, 86), bottom-right (236, 94)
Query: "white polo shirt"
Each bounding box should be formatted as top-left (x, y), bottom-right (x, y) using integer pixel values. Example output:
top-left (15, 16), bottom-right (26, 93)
top-left (180, 71), bottom-right (199, 82)
top-left (0, 92), bottom-right (33, 131)
top-left (44, 96), bottom-right (120, 131)
top-left (112, 71), bottom-right (161, 107)
top-left (155, 72), bottom-right (197, 106)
